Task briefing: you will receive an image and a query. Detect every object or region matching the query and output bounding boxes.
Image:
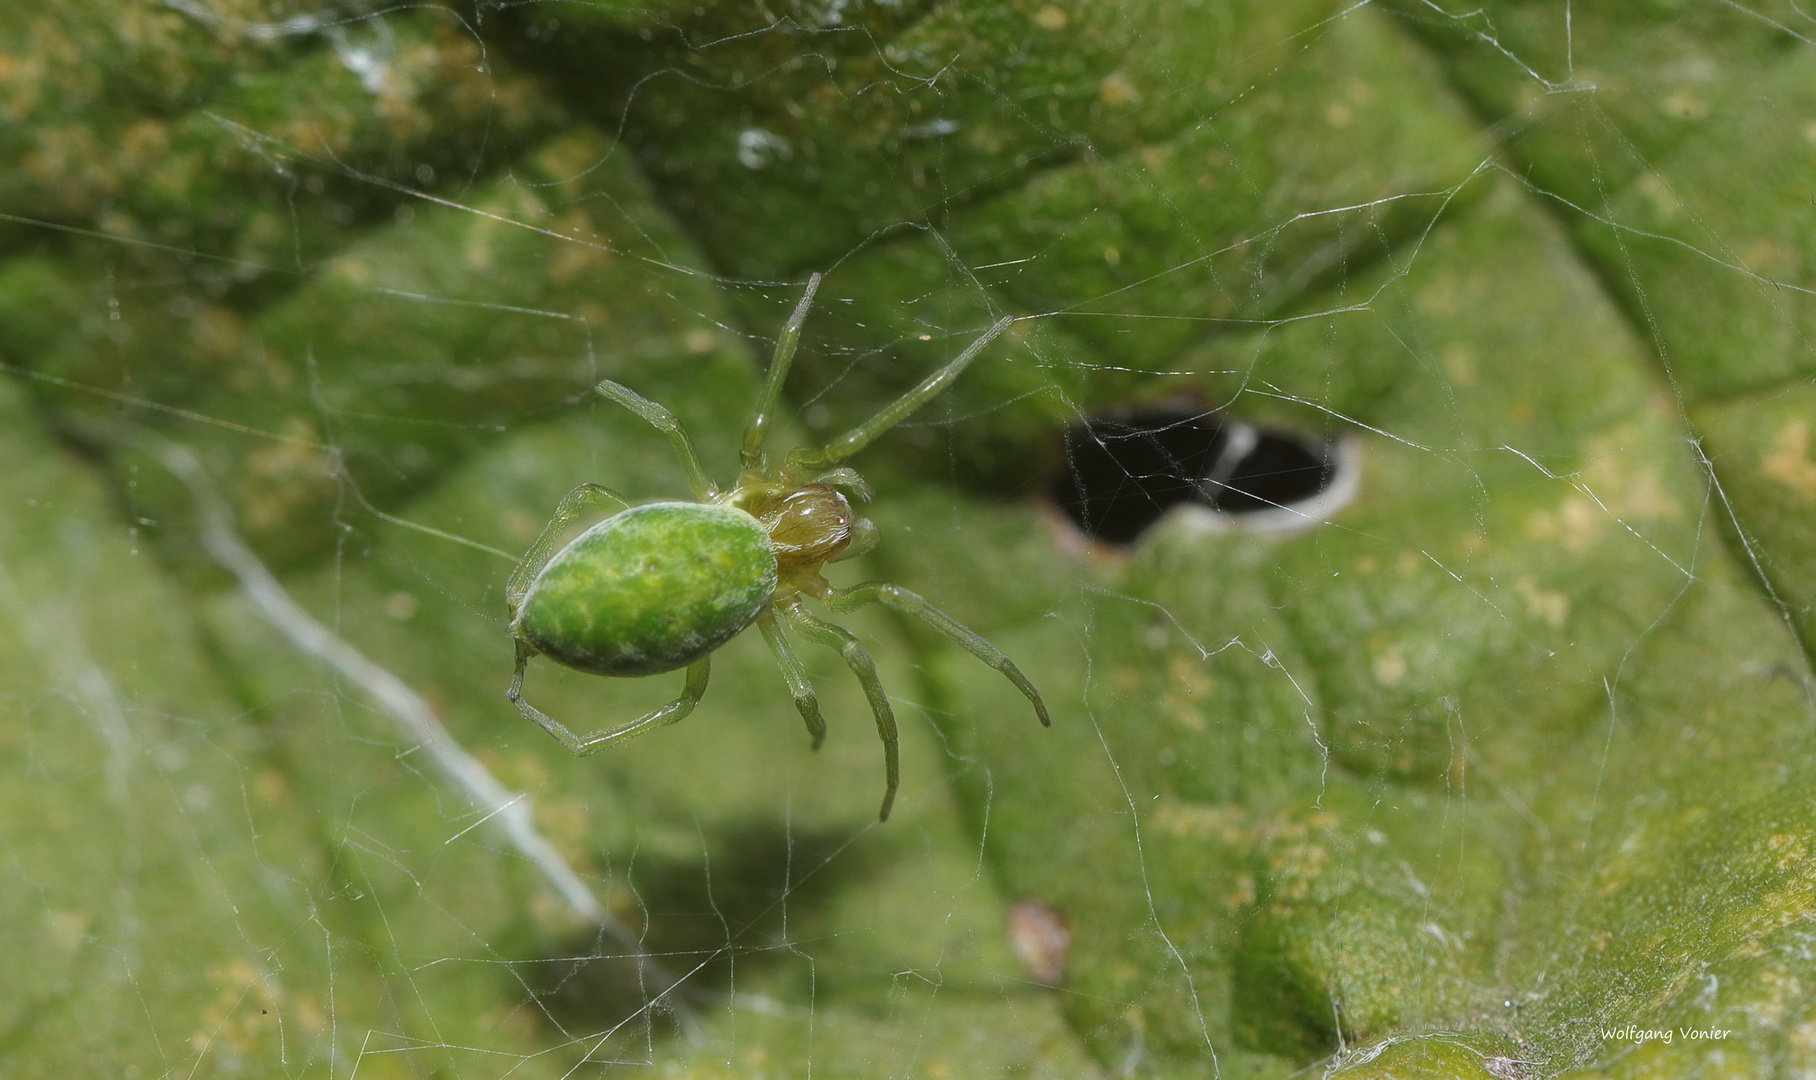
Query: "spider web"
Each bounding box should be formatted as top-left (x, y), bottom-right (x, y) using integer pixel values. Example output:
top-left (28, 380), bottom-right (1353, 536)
top-left (2, 1), bottom-right (1815, 1078)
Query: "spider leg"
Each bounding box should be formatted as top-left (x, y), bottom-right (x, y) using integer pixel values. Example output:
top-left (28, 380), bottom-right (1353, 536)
top-left (508, 640), bottom-right (712, 755)
top-left (506, 483), bottom-right (629, 617)
top-left (593, 379), bottom-right (716, 499)
top-left (741, 273), bottom-right (822, 471)
top-left (757, 611), bottom-right (827, 748)
top-left (825, 581), bottom-right (1050, 728)
top-left (789, 314), bottom-right (1014, 471)
top-left (783, 602), bottom-right (899, 821)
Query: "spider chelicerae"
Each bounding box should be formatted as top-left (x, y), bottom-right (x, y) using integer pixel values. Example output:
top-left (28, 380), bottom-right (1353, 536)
top-left (505, 274), bottom-right (1049, 820)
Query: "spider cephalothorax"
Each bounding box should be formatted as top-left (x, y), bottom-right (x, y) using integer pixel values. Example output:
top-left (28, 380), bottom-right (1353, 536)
top-left (504, 274), bottom-right (1047, 820)
top-left (736, 479), bottom-right (869, 588)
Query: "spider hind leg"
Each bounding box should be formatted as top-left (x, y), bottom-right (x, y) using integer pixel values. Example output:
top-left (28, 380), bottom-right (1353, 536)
top-left (785, 604), bottom-right (899, 821)
top-left (506, 483), bottom-right (629, 618)
top-left (758, 612), bottom-right (827, 749)
top-left (508, 640), bottom-right (713, 755)
top-left (826, 581), bottom-right (1049, 728)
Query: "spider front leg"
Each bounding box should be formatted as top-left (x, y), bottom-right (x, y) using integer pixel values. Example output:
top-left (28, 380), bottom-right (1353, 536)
top-left (782, 600), bottom-right (900, 821)
top-left (824, 581), bottom-right (1050, 728)
top-left (506, 483), bottom-right (629, 618)
top-left (757, 610), bottom-right (827, 749)
top-left (594, 379), bottom-right (716, 499)
top-left (508, 641), bottom-right (712, 755)
top-left (741, 273), bottom-right (822, 471)
top-left (789, 315), bottom-right (1014, 471)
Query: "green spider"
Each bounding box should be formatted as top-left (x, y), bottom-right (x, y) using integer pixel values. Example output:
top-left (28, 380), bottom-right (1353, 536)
top-left (505, 274), bottom-right (1050, 820)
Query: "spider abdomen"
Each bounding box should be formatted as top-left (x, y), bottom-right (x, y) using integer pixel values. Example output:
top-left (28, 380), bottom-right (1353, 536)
top-left (514, 502), bottom-right (778, 678)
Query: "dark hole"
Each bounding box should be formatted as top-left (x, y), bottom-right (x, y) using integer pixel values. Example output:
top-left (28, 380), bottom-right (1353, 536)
top-left (519, 824), bottom-right (874, 1043)
top-left (1052, 410), bottom-right (1230, 545)
top-left (1053, 408), bottom-right (1338, 543)
top-left (1205, 428), bottom-right (1333, 514)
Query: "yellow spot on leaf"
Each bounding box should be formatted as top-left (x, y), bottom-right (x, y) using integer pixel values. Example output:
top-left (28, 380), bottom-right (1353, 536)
top-left (188, 305), bottom-right (246, 367)
top-left (1764, 419), bottom-right (1816, 501)
top-left (1151, 799), bottom-right (1248, 845)
top-left (1661, 88), bottom-right (1708, 119)
top-left (1415, 279), bottom-right (1457, 316)
top-left (1372, 644), bottom-right (1406, 687)
top-left (1742, 237), bottom-right (1796, 279)
top-left (531, 891), bottom-right (590, 934)
top-left (46, 909), bottom-right (88, 952)
top-left (328, 257), bottom-right (373, 289)
top-left (1635, 173), bottom-right (1679, 221)
top-left (1515, 576), bottom-right (1569, 629)
top-left (1164, 654), bottom-right (1210, 731)
top-left (254, 768), bottom-right (292, 808)
top-left (1556, 494), bottom-right (1602, 552)
top-left (547, 208), bottom-right (614, 284)
top-left (1098, 73), bottom-right (1138, 106)
top-left (237, 418), bottom-right (335, 533)
top-left (191, 959), bottom-right (281, 1058)
top-left (504, 506), bottom-right (540, 543)
top-left (1442, 343), bottom-right (1476, 386)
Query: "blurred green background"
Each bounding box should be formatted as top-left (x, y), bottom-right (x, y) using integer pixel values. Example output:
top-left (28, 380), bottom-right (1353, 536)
top-left (4, 1), bottom-right (1816, 1077)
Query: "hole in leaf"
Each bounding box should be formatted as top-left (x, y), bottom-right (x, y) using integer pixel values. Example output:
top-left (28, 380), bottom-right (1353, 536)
top-left (1051, 409), bottom-right (1228, 544)
top-left (1052, 407), bottom-right (1351, 544)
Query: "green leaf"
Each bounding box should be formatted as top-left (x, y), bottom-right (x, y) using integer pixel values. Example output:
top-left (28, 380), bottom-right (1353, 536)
top-left (2, 1), bottom-right (1813, 1077)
